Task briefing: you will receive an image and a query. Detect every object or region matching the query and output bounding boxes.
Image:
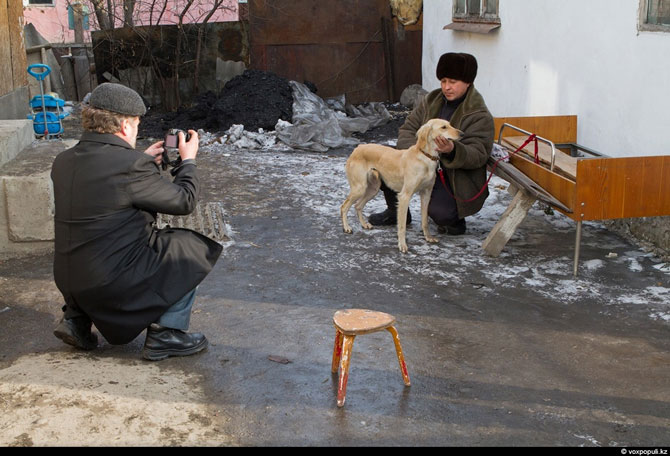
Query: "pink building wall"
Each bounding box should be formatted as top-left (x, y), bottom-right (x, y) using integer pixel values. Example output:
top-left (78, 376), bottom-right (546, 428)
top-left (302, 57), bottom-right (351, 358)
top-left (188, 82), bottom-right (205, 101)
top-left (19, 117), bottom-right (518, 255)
top-left (23, 0), bottom-right (239, 45)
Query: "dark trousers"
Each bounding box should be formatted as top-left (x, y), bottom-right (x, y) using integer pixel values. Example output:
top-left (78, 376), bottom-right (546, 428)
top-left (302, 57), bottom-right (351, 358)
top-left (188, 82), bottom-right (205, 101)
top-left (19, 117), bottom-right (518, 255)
top-left (63, 288), bottom-right (197, 331)
top-left (428, 175), bottom-right (462, 227)
top-left (380, 176), bottom-right (462, 227)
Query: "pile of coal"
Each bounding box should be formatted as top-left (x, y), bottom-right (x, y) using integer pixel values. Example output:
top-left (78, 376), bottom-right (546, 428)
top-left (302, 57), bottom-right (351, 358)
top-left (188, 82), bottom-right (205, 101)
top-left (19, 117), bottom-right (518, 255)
top-left (140, 69), bottom-right (293, 139)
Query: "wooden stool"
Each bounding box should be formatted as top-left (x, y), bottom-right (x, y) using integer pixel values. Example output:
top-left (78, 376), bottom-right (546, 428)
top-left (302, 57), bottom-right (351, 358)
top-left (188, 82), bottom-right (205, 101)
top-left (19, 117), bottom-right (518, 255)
top-left (331, 309), bottom-right (410, 407)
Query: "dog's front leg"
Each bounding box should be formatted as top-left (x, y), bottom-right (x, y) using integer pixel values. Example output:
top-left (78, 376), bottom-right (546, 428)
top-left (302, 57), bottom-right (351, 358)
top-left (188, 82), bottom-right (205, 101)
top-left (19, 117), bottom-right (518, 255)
top-left (396, 190), bottom-right (412, 253)
top-left (420, 188), bottom-right (438, 244)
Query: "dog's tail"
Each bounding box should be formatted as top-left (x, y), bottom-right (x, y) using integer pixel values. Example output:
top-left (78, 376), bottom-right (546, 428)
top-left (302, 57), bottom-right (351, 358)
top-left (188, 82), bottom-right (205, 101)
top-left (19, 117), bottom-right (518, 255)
top-left (367, 168), bottom-right (381, 188)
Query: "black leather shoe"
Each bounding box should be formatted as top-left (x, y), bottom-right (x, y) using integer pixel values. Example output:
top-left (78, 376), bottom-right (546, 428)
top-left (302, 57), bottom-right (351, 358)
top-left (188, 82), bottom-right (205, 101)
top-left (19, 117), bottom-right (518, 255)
top-left (53, 317), bottom-right (98, 351)
top-left (142, 324), bottom-right (208, 361)
top-left (368, 208), bottom-right (412, 226)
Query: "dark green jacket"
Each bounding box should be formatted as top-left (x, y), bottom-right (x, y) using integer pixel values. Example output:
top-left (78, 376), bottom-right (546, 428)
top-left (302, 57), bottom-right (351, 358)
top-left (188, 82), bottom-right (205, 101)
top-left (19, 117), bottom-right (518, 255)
top-left (398, 85), bottom-right (495, 218)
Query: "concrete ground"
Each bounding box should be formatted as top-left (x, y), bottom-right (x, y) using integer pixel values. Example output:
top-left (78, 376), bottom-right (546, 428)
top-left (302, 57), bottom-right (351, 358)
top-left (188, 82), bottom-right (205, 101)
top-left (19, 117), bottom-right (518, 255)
top-left (0, 119), bottom-right (669, 446)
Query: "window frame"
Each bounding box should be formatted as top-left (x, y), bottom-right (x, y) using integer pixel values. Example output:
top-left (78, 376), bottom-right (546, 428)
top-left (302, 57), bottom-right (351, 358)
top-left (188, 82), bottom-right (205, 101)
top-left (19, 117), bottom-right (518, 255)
top-left (27, 0), bottom-right (56, 6)
top-left (639, 0), bottom-right (670, 32)
top-left (445, 0), bottom-right (500, 34)
top-left (452, 0), bottom-right (501, 25)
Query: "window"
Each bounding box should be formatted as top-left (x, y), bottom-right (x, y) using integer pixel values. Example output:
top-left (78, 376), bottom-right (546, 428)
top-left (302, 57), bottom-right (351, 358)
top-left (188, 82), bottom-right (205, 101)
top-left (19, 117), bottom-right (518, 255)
top-left (445, 0), bottom-right (500, 34)
top-left (68, 4), bottom-right (90, 31)
top-left (453, 0), bottom-right (500, 23)
top-left (27, 0), bottom-right (55, 5)
top-left (640, 0), bottom-right (670, 32)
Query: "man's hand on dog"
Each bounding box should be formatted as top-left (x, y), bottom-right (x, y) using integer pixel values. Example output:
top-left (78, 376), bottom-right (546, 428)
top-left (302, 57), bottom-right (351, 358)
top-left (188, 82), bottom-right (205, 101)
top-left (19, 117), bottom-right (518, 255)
top-left (434, 135), bottom-right (455, 154)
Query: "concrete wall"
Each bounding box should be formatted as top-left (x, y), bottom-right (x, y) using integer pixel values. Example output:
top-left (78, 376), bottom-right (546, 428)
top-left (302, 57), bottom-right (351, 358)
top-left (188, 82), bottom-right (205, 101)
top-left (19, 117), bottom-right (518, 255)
top-left (0, 87), bottom-right (30, 121)
top-left (423, 0), bottom-right (669, 158)
top-left (2, 0), bottom-right (29, 119)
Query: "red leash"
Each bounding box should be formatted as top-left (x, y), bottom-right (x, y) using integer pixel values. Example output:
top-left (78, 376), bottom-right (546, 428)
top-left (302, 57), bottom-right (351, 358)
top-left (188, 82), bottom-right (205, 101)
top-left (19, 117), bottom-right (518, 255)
top-left (438, 134), bottom-right (538, 203)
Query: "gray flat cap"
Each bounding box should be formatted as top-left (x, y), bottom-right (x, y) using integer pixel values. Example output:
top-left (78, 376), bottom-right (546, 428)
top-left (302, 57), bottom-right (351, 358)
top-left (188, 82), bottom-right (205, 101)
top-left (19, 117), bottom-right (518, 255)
top-left (88, 83), bottom-right (146, 116)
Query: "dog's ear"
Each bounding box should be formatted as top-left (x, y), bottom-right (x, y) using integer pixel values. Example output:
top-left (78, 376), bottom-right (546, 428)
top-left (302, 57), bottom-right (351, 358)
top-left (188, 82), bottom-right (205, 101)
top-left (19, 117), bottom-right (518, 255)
top-left (416, 122), bottom-right (432, 150)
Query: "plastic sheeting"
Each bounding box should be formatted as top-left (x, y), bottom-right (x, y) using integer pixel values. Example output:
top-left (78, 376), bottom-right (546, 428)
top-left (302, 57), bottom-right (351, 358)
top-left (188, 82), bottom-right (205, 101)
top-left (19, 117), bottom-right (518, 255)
top-left (275, 81), bottom-right (391, 152)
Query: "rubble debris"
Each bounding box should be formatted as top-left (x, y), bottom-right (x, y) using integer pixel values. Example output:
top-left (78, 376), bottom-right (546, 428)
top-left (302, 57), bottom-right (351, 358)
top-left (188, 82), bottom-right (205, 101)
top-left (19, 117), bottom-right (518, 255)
top-left (222, 124), bottom-right (287, 150)
top-left (268, 355), bottom-right (291, 364)
top-left (400, 84), bottom-right (427, 110)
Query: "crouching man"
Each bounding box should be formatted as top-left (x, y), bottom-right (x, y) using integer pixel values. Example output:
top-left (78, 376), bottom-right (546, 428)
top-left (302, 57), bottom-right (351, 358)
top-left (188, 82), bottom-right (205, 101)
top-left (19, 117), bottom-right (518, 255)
top-left (369, 52), bottom-right (495, 235)
top-left (51, 83), bottom-right (222, 361)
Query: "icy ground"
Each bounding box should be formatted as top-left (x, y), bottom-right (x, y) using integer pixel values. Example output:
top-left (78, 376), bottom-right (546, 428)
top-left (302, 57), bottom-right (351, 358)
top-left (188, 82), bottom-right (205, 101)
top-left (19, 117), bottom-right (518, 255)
top-left (195, 131), bottom-right (670, 324)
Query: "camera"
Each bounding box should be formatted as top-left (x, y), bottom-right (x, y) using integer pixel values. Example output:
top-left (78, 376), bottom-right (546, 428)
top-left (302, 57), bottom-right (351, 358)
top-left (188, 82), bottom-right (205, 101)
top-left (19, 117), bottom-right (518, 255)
top-left (161, 128), bottom-right (191, 170)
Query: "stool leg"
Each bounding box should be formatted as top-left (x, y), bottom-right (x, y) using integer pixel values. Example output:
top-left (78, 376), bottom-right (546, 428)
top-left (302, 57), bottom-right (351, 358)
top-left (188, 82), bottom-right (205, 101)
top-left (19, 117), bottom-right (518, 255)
top-left (331, 329), bottom-right (344, 373)
top-left (387, 326), bottom-right (410, 386)
top-left (337, 335), bottom-right (355, 407)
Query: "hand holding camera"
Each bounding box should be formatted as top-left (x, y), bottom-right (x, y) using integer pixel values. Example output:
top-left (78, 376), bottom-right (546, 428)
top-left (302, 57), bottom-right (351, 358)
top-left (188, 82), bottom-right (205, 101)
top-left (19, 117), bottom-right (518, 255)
top-left (161, 129), bottom-right (199, 170)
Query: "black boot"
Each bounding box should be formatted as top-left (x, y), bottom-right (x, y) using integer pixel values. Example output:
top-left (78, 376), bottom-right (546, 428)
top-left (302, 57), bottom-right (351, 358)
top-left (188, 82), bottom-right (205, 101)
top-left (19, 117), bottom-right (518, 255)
top-left (437, 218), bottom-right (466, 235)
top-left (53, 316), bottom-right (98, 350)
top-left (368, 183), bottom-right (411, 226)
top-left (142, 323), bottom-right (208, 361)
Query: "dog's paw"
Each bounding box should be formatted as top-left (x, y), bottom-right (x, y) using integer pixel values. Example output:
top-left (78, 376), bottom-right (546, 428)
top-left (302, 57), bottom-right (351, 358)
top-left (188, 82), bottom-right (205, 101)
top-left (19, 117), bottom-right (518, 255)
top-left (425, 235), bottom-right (438, 243)
top-left (343, 226), bottom-right (353, 234)
top-left (398, 243), bottom-right (408, 253)
top-left (362, 222), bottom-right (373, 230)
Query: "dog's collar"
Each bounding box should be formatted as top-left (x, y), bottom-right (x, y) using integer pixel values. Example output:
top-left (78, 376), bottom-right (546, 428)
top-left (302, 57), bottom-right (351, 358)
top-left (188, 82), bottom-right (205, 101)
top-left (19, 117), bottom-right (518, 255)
top-left (420, 149), bottom-right (439, 161)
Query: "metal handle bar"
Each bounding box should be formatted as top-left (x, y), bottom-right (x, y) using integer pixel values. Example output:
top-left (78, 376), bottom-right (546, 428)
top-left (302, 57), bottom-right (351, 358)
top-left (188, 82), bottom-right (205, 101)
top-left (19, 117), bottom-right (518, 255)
top-left (497, 123), bottom-right (557, 172)
top-left (27, 64), bottom-right (51, 81)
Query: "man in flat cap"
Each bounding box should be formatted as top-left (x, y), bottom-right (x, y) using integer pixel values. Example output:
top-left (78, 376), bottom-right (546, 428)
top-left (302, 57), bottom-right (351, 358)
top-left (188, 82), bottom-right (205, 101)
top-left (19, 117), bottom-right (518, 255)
top-left (51, 83), bottom-right (222, 360)
top-left (369, 52), bottom-right (494, 236)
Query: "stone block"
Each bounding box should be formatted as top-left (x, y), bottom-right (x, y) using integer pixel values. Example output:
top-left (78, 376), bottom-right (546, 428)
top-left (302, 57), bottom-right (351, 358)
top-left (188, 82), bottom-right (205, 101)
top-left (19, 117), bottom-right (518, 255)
top-left (0, 120), bottom-right (35, 168)
top-left (2, 171), bottom-right (54, 242)
top-left (400, 84), bottom-right (427, 110)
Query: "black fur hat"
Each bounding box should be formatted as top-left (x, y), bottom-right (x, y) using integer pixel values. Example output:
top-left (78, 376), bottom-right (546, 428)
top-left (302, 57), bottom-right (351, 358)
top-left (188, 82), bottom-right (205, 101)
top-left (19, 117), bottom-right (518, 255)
top-left (436, 53), bottom-right (478, 83)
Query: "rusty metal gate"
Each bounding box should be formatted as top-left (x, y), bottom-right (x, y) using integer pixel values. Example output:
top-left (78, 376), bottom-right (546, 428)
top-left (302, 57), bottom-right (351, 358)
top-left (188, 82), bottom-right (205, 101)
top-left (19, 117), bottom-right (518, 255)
top-left (248, 0), bottom-right (421, 104)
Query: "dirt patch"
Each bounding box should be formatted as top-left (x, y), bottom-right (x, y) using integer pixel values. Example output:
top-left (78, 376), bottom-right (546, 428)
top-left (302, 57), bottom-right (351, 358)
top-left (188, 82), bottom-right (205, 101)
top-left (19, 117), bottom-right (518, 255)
top-left (0, 352), bottom-right (231, 446)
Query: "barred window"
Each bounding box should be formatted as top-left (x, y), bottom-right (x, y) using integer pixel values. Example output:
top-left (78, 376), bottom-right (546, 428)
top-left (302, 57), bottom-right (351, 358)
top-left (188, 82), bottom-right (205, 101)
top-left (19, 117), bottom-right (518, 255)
top-left (453, 0), bottom-right (500, 23)
top-left (445, 0), bottom-right (500, 34)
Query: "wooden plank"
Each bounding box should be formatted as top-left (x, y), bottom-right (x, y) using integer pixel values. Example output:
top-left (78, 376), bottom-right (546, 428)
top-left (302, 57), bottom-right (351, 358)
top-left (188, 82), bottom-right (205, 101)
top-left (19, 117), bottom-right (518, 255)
top-left (482, 188), bottom-right (537, 257)
top-left (503, 136), bottom-right (578, 181)
top-left (0, 0), bottom-right (12, 95)
top-left (509, 154), bottom-right (577, 217)
top-left (7, 0), bottom-right (27, 89)
top-left (494, 116), bottom-right (578, 143)
top-left (390, 18), bottom-right (422, 102)
top-left (576, 156), bottom-right (670, 220)
top-left (489, 158), bottom-right (572, 213)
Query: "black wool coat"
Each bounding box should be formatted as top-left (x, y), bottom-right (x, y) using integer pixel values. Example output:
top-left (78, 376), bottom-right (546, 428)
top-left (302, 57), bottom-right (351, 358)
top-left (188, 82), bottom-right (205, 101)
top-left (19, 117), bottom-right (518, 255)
top-left (51, 132), bottom-right (222, 344)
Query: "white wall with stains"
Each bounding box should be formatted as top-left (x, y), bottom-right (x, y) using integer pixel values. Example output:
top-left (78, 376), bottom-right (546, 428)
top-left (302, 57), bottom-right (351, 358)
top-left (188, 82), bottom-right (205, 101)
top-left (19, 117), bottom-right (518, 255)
top-left (422, 0), bottom-right (670, 157)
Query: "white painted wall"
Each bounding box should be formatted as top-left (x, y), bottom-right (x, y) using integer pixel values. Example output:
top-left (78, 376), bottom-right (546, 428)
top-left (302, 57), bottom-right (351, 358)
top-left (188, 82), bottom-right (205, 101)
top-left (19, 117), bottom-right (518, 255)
top-left (423, 0), bottom-right (670, 157)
